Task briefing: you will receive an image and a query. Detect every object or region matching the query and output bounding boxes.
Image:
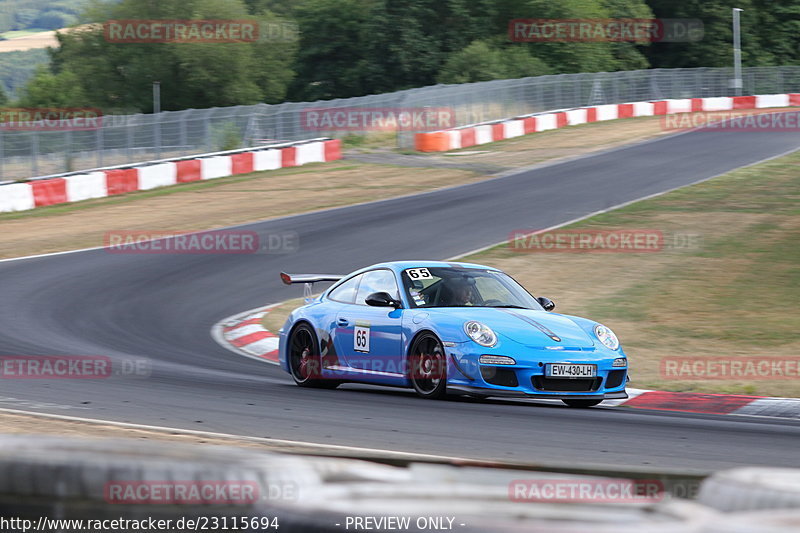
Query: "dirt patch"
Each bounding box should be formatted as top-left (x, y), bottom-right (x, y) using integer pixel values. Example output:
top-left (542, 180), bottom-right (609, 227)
top-left (0, 30), bottom-right (59, 52)
top-left (0, 25), bottom-right (97, 53)
top-left (0, 164), bottom-right (481, 259)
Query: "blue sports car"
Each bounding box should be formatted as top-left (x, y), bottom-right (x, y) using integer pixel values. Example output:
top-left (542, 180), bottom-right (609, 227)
top-left (278, 261), bottom-right (628, 407)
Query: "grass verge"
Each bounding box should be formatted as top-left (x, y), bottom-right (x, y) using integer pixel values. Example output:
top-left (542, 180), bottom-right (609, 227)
top-left (1, 114), bottom-right (678, 259)
top-left (461, 150), bottom-right (800, 396)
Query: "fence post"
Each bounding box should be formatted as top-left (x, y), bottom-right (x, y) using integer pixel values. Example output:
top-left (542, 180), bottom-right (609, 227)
top-left (154, 114), bottom-right (161, 159)
top-left (126, 117), bottom-right (133, 162)
top-left (97, 124), bottom-right (103, 167)
top-left (31, 131), bottom-right (39, 177)
top-left (65, 129), bottom-right (72, 173)
top-left (180, 113), bottom-right (187, 154)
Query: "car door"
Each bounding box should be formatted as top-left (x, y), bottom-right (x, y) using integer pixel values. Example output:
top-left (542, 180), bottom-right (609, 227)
top-left (324, 273), bottom-right (363, 371)
top-left (334, 269), bottom-right (405, 382)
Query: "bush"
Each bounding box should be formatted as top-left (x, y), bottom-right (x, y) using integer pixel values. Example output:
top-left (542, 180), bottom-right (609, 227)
top-left (212, 121), bottom-right (242, 152)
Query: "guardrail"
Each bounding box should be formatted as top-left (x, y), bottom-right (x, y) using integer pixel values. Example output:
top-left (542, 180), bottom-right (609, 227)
top-left (0, 138), bottom-right (342, 213)
top-left (3, 66), bottom-right (800, 178)
top-left (414, 93), bottom-right (800, 151)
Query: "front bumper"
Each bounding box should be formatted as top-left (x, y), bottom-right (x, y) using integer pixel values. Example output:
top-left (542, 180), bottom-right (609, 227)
top-left (447, 384), bottom-right (628, 400)
top-left (446, 346), bottom-right (628, 399)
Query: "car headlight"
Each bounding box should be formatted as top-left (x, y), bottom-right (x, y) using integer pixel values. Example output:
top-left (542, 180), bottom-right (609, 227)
top-left (594, 324), bottom-right (620, 350)
top-left (464, 321), bottom-right (497, 347)
top-left (613, 357), bottom-right (627, 367)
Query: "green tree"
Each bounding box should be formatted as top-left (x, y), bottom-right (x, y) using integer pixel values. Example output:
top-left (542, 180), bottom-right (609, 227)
top-left (600, 0), bottom-right (653, 71)
top-left (30, 0), bottom-right (296, 112)
top-left (289, 0), bottom-right (499, 99)
top-left (437, 39), bottom-right (550, 84)
top-left (643, 0), bottom-right (766, 68)
top-left (243, 0), bottom-right (296, 16)
top-left (749, 0), bottom-right (800, 66)
top-left (363, 0), bottom-right (500, 92)
top-left (34, 10), bottom-right (77, 30)
top-left (494, 0), bottom-right (652, 74)
top-left (15, 65), bottom-right (87, 107)
top-left (288, 0), bottom-right (376, 100)
top-left (0, 84), bottom-right (8, 105)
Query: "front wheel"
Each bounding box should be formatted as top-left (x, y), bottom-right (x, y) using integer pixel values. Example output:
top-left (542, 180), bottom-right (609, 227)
top-left (408, 333), bottom-right (448, 399)
top-left (562, 399), bottom-right (603, 408)
top-left (288, 324), bottom-right (339, 389)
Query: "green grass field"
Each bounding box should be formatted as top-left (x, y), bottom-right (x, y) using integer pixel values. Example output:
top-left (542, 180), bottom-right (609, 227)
top-left (464, 150), bottom-right (800, 396)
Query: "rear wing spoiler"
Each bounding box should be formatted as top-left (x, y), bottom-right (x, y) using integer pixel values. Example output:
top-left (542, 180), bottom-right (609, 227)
top-left (280, 272), bottom-right (343, 285)
top-left (280, 272), bottom-right (344, 303)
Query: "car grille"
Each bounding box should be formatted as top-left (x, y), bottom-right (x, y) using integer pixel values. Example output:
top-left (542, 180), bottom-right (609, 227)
top-left (481, 367), bottom-right (519, 387)
top-left (531, 376), bottom-right (602, 392)
top-left (606, 370), bottom-right (626, 389)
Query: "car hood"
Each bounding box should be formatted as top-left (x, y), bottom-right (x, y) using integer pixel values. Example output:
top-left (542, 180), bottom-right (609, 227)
top-left (422, 307), bottom-right (596, 349)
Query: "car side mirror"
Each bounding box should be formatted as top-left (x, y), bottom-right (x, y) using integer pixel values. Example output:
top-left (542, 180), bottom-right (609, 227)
top-left (537, 297), bottom-right (556, 312)
top-left (365, 292), bottom-right (401, 308)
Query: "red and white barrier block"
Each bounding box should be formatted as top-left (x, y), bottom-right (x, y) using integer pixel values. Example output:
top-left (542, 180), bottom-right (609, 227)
top-left (0, 138), bottom-right (343, 213)
top-left (415, 94), bottom-right (800, 152)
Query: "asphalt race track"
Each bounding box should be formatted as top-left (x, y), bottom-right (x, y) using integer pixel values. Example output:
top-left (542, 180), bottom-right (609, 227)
top-left (2, 124), bottom-right (800, 473)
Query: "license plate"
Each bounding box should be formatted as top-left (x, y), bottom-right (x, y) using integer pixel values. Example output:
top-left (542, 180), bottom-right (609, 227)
top-left (546, 364), bottom-right (597, 378)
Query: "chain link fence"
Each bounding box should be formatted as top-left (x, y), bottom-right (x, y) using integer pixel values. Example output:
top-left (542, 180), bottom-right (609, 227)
top-left (3, 66), bottom-right (800, 180)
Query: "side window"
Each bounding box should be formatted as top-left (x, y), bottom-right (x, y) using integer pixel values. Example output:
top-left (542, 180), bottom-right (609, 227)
top-left (355, 270), bottom-right (401, 305)
top-left (328, 274), bottom-right (363, 304)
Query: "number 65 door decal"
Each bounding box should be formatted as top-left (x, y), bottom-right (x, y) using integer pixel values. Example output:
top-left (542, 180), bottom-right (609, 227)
top-left (354, 323), bottom-right (370, 353)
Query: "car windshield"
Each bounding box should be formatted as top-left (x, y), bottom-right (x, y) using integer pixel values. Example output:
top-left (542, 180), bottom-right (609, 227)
top-left (400, 267), bottom-right (543, 310)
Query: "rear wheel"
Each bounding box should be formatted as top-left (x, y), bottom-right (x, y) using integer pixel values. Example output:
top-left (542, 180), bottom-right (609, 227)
top-left (562, 399), bottom-right (603, 408)
top-left (288, 324), bottom-right (339, 389)
top-left (408, 333), bottom-right (447, 399)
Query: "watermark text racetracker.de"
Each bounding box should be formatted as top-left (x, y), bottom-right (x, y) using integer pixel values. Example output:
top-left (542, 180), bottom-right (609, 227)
top-left (0, 356), bottom-right (150, 379)
top-left (304, 356), bottom-right (449, 381)
top-left (0, 107), bottom-right (103, 131)
top-left (300, 107), bottom-right (455, 132)
top-left (509, 18), bottom-right (703, 43)
top-left (103, 480), bottom-right (296, 504)
top-left (661, 357), bottom-right (800, 380)
top-left (662, 110), bottom-right (800, 132)
top-left (104, 19), bottom-right (298, 43)
top-left (508, 229), bottom-right (702, 253)
top-left (103, 230), bottom-right (299, 255)
top-left (509, 478), bottom-right (665, 503)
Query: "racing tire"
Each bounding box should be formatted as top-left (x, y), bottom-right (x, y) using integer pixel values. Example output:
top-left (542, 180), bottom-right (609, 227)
top-left (562, 399), bottom-right (603, 408)
top-left (408, 332), bottom-right (448, 400)
top-left (288, 323), bottom-right (340, 389)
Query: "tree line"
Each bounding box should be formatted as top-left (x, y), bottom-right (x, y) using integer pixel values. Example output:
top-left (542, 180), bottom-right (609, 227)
top-left (5, 0), bottom-right (800, 112)
top-left (0, 0), bottom-right (88, 34)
